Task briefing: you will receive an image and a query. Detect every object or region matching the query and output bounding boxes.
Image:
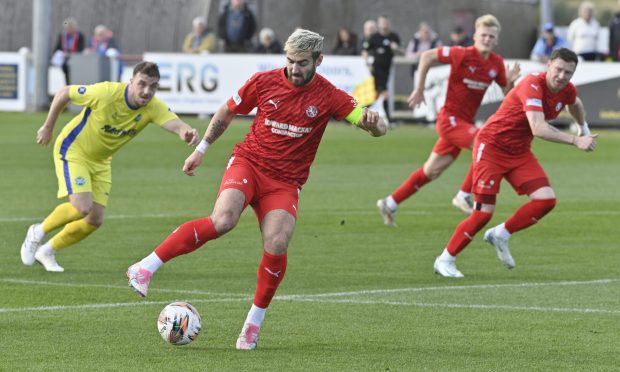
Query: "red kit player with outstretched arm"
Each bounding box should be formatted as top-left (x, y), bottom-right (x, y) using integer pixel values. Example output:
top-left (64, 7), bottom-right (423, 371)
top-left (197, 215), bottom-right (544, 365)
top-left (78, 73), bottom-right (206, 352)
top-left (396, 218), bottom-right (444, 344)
top-left (126, 29), bottom-right (387, 349)
top-left (377, 14), bottom-right (520, 226)
top-left (433, 48), bottom-right (597, 277)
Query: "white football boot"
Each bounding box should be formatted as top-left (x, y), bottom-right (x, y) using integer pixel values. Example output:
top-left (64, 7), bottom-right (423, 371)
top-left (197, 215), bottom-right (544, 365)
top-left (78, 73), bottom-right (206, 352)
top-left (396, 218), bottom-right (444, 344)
top-left (127, 263), bottom-right (153, 297)
top-left (236, 322), bottom-right (261, 350)
top-left (21, 223), bottom-right (44, 266)
top-left (34, 245), bottom-right (64, 272)
top-left (376, 198), bottom-right (397, 227)
top-left (452, 195), bottom-right (473, 215)
top-left (434, 256), bottom-right (464, 278)
top-left (483, 228), bottom-right (516, 269)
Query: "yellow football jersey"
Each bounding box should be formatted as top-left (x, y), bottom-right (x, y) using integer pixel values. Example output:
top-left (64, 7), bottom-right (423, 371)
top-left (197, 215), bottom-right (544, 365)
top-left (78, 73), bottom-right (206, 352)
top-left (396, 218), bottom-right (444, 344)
top-left (56, 82), bottom-right (178, 161)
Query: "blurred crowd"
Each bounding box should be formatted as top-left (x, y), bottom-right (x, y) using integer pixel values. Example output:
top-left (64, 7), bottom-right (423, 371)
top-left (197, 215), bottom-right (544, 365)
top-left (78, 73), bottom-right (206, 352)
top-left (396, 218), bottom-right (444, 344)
top-left (52, 0), bottom-right (620, 85)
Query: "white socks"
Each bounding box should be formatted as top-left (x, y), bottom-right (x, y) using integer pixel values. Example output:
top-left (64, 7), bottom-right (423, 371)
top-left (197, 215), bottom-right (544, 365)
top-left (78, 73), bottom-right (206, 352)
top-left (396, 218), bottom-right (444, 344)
top-left (494, 223), bottom-right (511, 240)
top-left (439, 248), bottom-right (455, 261)
top-left (456, 190), bottom-right (470, 200)
top-left (245, 304), bottom-right (267, 326)
top-left (385, 195), bottom-right (398, 211)
top-left (139, 252), bottom-right (164, 273)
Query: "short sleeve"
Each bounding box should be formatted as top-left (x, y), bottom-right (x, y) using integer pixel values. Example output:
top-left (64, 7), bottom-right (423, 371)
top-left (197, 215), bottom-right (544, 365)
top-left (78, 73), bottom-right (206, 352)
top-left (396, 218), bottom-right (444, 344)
top-left (517, 76), bottom-right (544, 113)
top-left (227, 73), bottom-right (259, 115)
top-left (331, 89), bottom-right (358, 121)
top-left (69, 83), bottom-right (111, 108)
top-left (148, 97), bottom-right (178, 126)
top-left (437, 46), bottom-right (462, 64)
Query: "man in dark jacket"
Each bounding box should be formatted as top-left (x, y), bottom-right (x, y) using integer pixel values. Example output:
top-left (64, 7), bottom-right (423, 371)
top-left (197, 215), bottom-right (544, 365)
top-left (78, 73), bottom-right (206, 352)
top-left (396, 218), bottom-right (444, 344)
top-left (218, 0), bottom-right (257, 53)
top-left (609, 1), bottom-right (620, 61)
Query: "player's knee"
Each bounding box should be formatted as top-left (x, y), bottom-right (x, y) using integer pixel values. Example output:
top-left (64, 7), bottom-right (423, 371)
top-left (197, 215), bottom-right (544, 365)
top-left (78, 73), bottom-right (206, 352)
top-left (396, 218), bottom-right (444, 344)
top-left (74, 204), bottom-right (93, 217)
top-left (211, 212), bottom-right (239, 234)
top-left (536, 198), bottom-right (557, 213)
top-left (264, 234), bottom-right (289, 255)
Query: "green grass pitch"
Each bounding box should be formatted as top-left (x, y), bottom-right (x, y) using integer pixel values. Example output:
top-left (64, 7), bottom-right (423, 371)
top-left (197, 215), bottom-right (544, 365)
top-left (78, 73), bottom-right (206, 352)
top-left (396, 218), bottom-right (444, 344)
top-left (1, 112), bottom-right (619, 370)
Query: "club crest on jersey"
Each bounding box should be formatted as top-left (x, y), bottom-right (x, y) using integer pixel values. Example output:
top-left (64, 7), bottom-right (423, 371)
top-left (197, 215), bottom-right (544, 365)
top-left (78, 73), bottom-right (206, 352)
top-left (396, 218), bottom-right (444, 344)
top-left (77, 86), bottom-right (86, 94)
top-left (555, 102), bottom-right (563, 111)
top-left (134, 114), bottom-right (142, 122)
top-left (488, 69), bottom-right (497, 78)
top-left (75, 176), bottom-right (86, 186)
top-left (305, 105), bottom-right (318, 118)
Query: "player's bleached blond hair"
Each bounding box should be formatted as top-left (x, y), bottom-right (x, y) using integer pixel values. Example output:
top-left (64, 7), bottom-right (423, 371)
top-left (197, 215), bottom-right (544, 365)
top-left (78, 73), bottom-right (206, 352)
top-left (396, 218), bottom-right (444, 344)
top-left (475, 14), bottom-right (501, 33)
top-left (284, 28), bottom-right (324, 60)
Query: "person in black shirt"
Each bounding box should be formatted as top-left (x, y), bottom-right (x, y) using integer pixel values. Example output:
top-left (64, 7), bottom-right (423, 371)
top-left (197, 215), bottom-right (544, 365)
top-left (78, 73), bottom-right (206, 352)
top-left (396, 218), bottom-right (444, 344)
top-left (362, 15), bottom-right (402, 124)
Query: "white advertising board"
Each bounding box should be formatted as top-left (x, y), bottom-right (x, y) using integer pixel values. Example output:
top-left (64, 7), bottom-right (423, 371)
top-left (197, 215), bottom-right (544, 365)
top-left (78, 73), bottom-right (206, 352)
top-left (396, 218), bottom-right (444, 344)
top-left (0, 52), bottom-right (27, 111)
top-left (143, 53), bottom-right (371, 114)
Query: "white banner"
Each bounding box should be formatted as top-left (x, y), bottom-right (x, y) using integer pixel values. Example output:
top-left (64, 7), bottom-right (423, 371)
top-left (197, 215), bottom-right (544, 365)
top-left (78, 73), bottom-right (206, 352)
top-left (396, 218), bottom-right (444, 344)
top-left (143, 53), bottom-right (371, 114)
top-left (0, 52), bottom-right (27, 111)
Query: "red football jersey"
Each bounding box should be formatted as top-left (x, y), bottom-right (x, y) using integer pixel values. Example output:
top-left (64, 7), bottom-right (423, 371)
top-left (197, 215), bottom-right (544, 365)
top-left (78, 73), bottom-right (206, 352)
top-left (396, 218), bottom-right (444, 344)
top-left (478, 72), bottom-right (577, 155)
top-left (227, 68), bottom-right (357, 187)
top-left (437, 46), bottom-right (507, 123)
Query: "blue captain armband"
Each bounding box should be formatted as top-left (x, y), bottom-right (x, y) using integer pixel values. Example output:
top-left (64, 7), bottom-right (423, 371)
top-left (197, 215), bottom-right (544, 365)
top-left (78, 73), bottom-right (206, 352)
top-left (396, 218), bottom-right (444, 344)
top-left (345, 106), bottom-right (364, 126)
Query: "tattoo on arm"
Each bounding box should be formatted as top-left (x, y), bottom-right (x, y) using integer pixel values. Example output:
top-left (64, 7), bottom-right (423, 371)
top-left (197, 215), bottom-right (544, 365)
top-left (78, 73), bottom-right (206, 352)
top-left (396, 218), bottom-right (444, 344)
top-left (205, 119), bottom-right (230, 143)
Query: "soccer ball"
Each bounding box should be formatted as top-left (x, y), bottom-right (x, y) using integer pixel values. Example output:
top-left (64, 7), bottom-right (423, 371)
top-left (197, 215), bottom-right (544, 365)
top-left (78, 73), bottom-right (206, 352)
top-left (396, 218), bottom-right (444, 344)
top-left (157, 302), bottom-right (202, 345)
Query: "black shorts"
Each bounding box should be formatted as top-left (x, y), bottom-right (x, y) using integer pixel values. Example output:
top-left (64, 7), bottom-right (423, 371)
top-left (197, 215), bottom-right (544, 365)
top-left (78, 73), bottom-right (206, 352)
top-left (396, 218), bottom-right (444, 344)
top-left (372, 67), bottom-right (389, 92)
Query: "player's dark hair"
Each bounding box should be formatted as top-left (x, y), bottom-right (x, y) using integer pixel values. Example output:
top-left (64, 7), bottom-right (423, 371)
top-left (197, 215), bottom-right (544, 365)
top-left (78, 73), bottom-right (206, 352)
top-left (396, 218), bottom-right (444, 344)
top-left (550, 48), bottom-right (578, 66)
top-left (133, 61), bottom-right (160, 78)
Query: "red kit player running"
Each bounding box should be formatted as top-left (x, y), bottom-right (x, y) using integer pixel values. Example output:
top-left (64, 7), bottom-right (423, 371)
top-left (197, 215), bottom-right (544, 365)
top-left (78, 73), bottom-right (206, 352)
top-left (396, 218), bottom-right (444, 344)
top-left (126, 29), bottom-right (387, 349)
top-left (434, 48), bottom-right (597, 277)
top-left (377, 14), bottom-right (520, 226)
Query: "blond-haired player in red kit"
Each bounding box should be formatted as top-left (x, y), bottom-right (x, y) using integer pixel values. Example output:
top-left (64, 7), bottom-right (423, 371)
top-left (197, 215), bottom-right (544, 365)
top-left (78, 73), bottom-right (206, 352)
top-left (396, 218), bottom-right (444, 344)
top-left (434, 48), bottom-right (597, 277)
top-left (126, 28), bottom-right (387, 349)
top-left (377, 14), bottom-right (521, 226)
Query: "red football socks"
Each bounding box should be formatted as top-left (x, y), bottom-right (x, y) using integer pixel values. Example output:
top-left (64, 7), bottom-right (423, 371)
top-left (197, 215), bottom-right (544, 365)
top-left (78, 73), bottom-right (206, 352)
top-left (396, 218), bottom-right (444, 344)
top-left (154, 217), bottom-right (218, 262)
top-left (392, 168), bottom-right (431, 204)
top-left (505, 199), bottom-right (556, 234)
top-left (446, 210), bottom-right (493, 256)
top-left (253, 251), bottom-right (287, 309)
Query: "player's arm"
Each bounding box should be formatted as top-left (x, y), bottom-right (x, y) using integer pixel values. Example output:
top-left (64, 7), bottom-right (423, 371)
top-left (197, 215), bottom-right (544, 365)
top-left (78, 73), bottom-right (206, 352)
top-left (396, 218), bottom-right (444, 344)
top-left (566, 97), bottom-right (591, 136)
top-left (37, 85), bottom-right (71, 145)
top-left (407, 48), bottom-right (440, 108)
top-left (161, 118), bottom-right (200, 146)
top-left (182, 103), bottom-right (236, 176)
top-left (347, 106), bottom-right (387, 137)
top-left (526, 110), bottom-right (596, 152)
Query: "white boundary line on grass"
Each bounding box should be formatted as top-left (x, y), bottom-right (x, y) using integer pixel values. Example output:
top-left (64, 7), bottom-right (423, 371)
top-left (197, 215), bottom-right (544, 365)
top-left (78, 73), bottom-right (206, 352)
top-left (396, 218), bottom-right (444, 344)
top-left (1, 278), bottom-right (619, 315)
top-left (2, 209), bottom-right (619, 223)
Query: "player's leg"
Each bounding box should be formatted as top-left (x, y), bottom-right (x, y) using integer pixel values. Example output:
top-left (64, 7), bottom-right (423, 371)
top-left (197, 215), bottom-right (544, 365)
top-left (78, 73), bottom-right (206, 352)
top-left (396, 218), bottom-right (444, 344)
top-left (439, 117), bottom-right (478, 215)
top-left (21, 158), bottom-right (99, 269)
top-left (435, 142), bottom-right (502, 277)
top-left (377, 147), bottom-right (455, 226)
top-left (128, 188), bottom-right (246, 297)
top-left (237, 176), bottom-right (298, 350)
top-left (128, 156), bottom-right (253, 297)
top-left (484, 159), bottom-right (556, 268)
top-left (435, 197), bottom-right (495, 278)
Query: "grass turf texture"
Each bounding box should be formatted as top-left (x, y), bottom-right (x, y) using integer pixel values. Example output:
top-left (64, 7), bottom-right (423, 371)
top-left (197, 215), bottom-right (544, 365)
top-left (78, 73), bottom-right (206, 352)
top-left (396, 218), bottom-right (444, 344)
top-left (1, 112), bottom-right (619, 371)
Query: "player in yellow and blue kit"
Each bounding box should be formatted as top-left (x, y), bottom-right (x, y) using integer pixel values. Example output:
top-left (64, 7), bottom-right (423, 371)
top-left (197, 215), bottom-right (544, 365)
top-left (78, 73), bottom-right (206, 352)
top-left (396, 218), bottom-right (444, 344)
top-left (20, 61), bottom-right (200, 272)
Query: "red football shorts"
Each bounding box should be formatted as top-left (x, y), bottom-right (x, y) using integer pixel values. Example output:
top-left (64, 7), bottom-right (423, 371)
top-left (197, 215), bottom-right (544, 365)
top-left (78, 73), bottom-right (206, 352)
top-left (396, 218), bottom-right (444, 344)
top-left (472, 140), bottom-right (550, 197)
top-left (218, 155), bottom-right (300, 222)
top-left (432, 112), bottom-right (478, 158)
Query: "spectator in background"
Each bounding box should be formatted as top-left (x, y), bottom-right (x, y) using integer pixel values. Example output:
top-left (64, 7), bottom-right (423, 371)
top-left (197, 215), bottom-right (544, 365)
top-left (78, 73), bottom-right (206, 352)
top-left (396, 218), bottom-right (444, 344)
top-left (567, 1), bottom-right (601, 61)
top-left (359, 19), bottom-right (377, 55)
top-left (252, 28), bottom-right (282, 54)
top-left (218, 0), bottom-right (256, 53)
top-left (530, 22), bottom-right (570, 63)
top-left (363, 15), bottom-right (402, 125)
top-left (332, 28), bottom-right (358, 55)
top-left (449, 26), bottom-right (473, 47)
top-left (87, 25), bottom-right (122, 81)
top-left (406, 22), bottom-right (442, 78)
top-left (609, 0), bottom-right (620, 61)
top-left (183, 16), bottom-right (217, 54)
top-left (52, 17), bottom-right (85, 85)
